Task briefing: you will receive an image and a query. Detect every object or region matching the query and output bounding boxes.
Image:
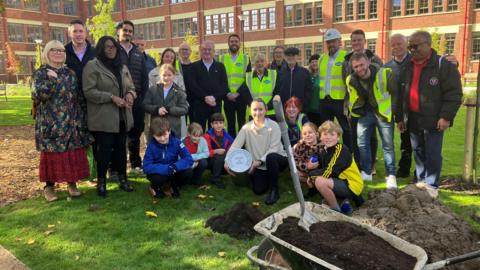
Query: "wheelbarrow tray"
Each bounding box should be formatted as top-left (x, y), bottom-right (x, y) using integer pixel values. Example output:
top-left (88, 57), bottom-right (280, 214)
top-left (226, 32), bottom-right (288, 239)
top-left (253, 202), bottom-right (428, 270)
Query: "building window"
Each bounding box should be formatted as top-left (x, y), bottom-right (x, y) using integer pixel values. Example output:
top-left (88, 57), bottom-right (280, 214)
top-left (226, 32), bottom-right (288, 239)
top-left (260, 9), bottom-right (267, 29)
top-left (448, 0), bottom-right (458, 11)
top-left (0, 56), bottom-right (5, 74)
top-left (138, 21), bottom-right (165, 40)
top-left (171, 0), bottom-right (192, 3)
top-left (392, 0), bottom-right (401, 17)
top-left (367, 39), bottom-right (376, 53)
top-left (305, 3), bottom-right (313, 25)
top-left (471, 32), bottom-right (480, 60)
top-left (358, 0), bottom-right (366, 19)
top-left (269, 8), bottom-right (276, 28)
top-left (17, 55), bottom-right (31, 74)
top-left (334, 0), bottom-right (342, 22)
top-left (433, 0), bottom-right (443, 12)
top-left (315, 1), bottom-right (323, 23)
top-left (48, 0), bottom-right (61, 13)
top-left (171, 17), bottom-right (197, 38)
top-left (294, 5), bottom-right (302, 25)
top-left (27, 25), bottom-right (42, 43)
top-left (205, 16), bottom-right (212, 35)
top-left (212, 14), bottom-right (219, 34)
top-left (304, 44), bottom-right (313, 66)
top-left (7, 23), bottom-right (24, 42)
top-left (418, 0), bottom-right (429, 14)
top-left (344, 40), bottom-right (352, 52)
top-left (25, 0), bottom-right (40, 10)
top-left (314, 42), bottom-right (323, 54)
top-left (251, 10), bottom-right (258, 30)
top-left (405, 0), bottom-right (415, 15)
top-left (345, 0), bottom-right (354, 21)
top-left (125, 0), bottom-right (163, 10)
top-left (220, 14), bottom-right (227, 33)
top-left (50, 27), bottom-right (67, 43)
top-left (228, 13), bottom-right (234, 33)
top-left (445, 33), bottom-right (456, 54)
top-left (476, 0), bottom-right (480, 9)
top-left (243, 10), bottom-right (250, 30)
top-left (369, 0), bottom-right (377, 18)
top-left (63, 0), bottom-right (77, 15)
top-left (5, 0), bottom-right (21, 8)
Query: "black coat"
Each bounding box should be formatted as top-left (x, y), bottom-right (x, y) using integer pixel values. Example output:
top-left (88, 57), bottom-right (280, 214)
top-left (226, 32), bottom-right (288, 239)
top-left (118, 43), bottom-right (148, 100)
top-left (65, 40), bottom-right (96, 92)
top-left (273, 63), bottom-right (312, 107)
top-left (395, 49), bottom-right (463, 130)
top-left (189, 60), bottom-right (228, 105)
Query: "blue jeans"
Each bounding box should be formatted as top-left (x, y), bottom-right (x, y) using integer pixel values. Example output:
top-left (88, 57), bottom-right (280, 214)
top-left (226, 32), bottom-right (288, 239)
top-left (410, 129), bottom-right (444, 187)
top-left (357, 111), bottom-right (396, 176)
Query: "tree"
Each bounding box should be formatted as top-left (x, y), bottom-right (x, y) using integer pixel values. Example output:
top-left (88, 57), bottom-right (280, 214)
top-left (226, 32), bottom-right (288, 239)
top-left (184, 31), bottom-right (200, 62)
top-left (5, 42), bottom-right (20, 76)
top-left (431, 29), bottom-right (447, 55)
top-left (86, 0), bottom-right (117, 43)
top-left (34, 42), bottom-right (42, 70)
top-left (149, 46), bottom-right (161, 65)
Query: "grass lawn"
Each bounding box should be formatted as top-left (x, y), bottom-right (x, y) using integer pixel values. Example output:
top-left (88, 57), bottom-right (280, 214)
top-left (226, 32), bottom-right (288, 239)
top-left (0, 96), bottom-right (34, 126)
top-left (0, 97), bottom-right (479, 270)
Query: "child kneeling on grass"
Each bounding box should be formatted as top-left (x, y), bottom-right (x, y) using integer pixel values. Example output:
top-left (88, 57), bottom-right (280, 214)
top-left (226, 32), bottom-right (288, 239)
top-left (183, 122), bottom-right (210, 185)
top-left (204, 113), bottom-right (234, 189)
top-left (308, 121), bottom-right (364, 215)
top-left (143, 117), bottom-right (193, 199)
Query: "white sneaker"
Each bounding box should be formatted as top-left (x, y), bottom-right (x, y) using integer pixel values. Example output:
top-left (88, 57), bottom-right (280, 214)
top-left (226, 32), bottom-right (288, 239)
top-left (386, 175), bottom-right (398, 189)
top-left (361, 171), bottom-right (373, 181)
top-left (130, 167), bottom-right (143, 174)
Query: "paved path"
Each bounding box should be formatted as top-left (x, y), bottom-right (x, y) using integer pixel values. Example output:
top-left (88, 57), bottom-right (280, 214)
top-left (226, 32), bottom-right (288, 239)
top-left (0, 245), bottom-right (30, 270)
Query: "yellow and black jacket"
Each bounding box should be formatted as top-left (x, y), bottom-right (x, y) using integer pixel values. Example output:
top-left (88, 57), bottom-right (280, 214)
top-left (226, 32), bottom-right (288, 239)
top-left (309, 143), bottom-right (363, 196)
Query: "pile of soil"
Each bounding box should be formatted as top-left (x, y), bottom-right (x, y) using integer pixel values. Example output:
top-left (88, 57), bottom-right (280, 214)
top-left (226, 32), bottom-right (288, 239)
top-left (273, 217), bottom-right (416, 270)
top-left (355, 185), bottom-right (480, 270)
top-left (205, 203), bottom-right (267, 239)
top-left (440, 177), bottom-right (480, 195)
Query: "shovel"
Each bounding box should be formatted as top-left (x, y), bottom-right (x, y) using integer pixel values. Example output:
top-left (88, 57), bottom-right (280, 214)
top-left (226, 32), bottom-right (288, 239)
top-left (272, 95), bottom-right (318, 231)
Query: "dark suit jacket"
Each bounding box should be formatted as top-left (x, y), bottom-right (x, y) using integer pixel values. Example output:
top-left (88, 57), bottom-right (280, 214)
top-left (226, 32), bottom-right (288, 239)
top-left (189, 60), bottom-right (229, 105)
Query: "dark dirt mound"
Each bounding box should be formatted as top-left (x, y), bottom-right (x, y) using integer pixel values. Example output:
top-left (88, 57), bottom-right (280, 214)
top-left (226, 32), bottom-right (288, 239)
top-left (355, 185), bottom-right (480, 270)
top-left (273, 217), bottom-right (416, 270)
top-left (205, 203), bottom-right (267, 239)
top-left (440, 177), bottom-right (480, 195)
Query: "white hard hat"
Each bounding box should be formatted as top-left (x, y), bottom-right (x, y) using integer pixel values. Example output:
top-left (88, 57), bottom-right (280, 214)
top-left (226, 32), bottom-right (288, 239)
top-left (324, 28), bottom-right (341, 41)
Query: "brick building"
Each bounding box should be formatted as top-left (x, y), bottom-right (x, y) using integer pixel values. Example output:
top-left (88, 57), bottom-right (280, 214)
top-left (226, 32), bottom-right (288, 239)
top-left (2, 0), bottom-right (480, 82)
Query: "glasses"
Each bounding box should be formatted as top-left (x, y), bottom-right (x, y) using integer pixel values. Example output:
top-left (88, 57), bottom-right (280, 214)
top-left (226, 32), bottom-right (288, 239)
top-left (50, 48), bottom-right (65, 53)
top-left (408, 41), bottom-right (426, 51)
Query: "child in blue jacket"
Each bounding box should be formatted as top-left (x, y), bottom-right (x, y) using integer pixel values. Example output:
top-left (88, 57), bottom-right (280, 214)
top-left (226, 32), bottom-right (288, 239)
top-left (143, 117), bottom-right (193, 198)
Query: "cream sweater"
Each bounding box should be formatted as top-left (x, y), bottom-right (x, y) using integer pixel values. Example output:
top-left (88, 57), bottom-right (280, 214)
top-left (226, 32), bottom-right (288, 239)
top-left (228, 118), bottom-right (287, 170)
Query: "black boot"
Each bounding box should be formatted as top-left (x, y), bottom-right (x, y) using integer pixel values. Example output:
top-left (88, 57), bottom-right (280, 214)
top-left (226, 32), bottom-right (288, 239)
top-left (118, 175), bottom-right (134, 192)
top-left (171, 185), bottom-right (180, 198)
top-left (304, 188), bottom-right (317, 199)
top-left (97, 178), bottom-right (107, 197)
top-left (264, 187), bottom-right (279, 205)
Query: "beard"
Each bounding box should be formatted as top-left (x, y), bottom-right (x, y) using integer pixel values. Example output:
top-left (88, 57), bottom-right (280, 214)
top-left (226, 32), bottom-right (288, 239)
top-left (229, 46), bottom-right (239, 53)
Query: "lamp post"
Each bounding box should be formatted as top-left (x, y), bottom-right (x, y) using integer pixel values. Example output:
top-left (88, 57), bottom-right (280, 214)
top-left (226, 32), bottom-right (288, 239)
top-left (237, 14), bottom-right (248, 53)
top-left (318, 28), bottom-right (327, 53)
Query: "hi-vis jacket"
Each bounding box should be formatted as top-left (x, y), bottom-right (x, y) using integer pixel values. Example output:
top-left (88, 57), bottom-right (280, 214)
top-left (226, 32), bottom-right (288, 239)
top-left (245, 69), bottom-right (277, 115)
top-left (318, 49), bottom-right (347, 100)
top-left (220, 53), bottom-right (250, 93)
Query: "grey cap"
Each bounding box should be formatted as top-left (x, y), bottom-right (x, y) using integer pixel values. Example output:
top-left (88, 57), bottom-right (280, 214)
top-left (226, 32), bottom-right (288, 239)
top-left (324, 28), bottom-right (341, 41)
top-left (284, 47), bottom-right (300, 56)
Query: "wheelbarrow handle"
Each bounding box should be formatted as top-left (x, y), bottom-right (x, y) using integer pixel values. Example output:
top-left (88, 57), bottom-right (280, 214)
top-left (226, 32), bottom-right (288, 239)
top-left (246, 245), bottom-right (291, 270)
top-left (422, 250), bottom-right (480, 270)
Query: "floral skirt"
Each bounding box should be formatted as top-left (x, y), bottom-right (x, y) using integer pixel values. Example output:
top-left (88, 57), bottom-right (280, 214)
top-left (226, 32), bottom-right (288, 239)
top-left (39, 147), bottom-right (89, 183)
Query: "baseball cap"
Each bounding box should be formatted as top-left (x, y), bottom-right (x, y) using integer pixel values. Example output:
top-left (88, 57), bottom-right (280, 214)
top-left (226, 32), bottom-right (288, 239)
top-left (324, 28), bottom-right (341, 41)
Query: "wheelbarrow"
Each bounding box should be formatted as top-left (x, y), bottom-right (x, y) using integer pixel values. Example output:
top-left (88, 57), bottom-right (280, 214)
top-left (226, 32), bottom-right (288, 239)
top-left (246, 202), bottom-right (480, 270)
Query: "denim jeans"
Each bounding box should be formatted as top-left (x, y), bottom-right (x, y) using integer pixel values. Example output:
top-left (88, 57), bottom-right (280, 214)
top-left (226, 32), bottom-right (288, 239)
top-left (357, 111), bottom-right (396, 176)
top-left (410, 129), bottom-right (444, 187)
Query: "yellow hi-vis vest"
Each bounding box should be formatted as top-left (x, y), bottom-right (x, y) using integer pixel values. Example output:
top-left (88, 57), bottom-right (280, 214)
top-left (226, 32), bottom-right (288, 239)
top-left (346, 67), bottom-right (393, 122)
top-left (318, 50), bottom-right (347, 100)
top-left (246, 69), bottom-right (276, 115)
top-left (220, 53), bottom-right (249, 93)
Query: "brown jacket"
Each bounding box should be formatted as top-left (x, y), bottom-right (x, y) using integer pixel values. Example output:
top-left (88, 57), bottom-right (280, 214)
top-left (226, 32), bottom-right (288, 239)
top-left (83, 58), bottom-right (136, 133)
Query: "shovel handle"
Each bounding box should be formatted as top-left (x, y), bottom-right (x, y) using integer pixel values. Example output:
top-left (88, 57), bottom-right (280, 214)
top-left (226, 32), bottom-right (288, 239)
top-left (423, 250), bottom-right (480, 270)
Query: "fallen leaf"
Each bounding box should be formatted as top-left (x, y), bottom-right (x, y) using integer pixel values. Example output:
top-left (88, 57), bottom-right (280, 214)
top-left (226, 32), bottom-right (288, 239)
top-left (57, 221), bottom-right (62, 224)
top-left (67, 197), bottom-right (72, 202)
top-left (88, 204), bottom-right (99, 212)
top-left (47, 224), bottom-right (56, 228)
top-left (197, 194), bottom-right (207, 199)
top-left (218, 251), bottom-right (225, 257)
top-left (198, 185), bottom-right (210, 190)
top-left (75, 255), bottom-right (80, 261)
top-left (152, 199), bottom-right (158, 205)
top-left (44, 230), bottom-right (54, 236)
top-left (27, 239), bottom-right (35, 245)
top-left (208, 195), bottom-right (214, 199)
top-left (145, 211), bottom-right (158, 218)
top-left (15, 237), bottom-right (22, 241)
top-left (252, 202), bottom-right (260, 207)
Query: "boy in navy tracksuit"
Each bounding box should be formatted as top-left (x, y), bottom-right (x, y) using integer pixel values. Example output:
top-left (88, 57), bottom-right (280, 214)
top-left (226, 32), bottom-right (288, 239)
top-left (204, 113), bottom-right (234, 189)
top-left (143, 117), bottom-right (193, 198)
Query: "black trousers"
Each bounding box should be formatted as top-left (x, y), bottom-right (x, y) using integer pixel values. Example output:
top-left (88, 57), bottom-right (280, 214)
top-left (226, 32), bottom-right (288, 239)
top-left (191, 159), bottom-right (208, 185)
top-left (93, 121), bottom-right (127, 179)
top-left (224, 99), bottom-right (247, 137)
top-left (190, 101), bottom-right (222, 131)
top-left (146, 169), bottom-right (193, 189)
top-left (306, 112), bottom-right (322, 126)
top-left (249, 153), bottom-right (288, 195)
top-left (128, 100), bottom-right (145, 168)
top-left (208, 154), bottom-right (226, 180)
top-left (318, 99), bottom-right (353, 152)
top-left (350, 116), bottom-right (378, 171)
top-left (398, 128), bottom-right (413, 173)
